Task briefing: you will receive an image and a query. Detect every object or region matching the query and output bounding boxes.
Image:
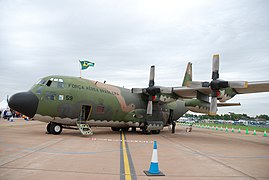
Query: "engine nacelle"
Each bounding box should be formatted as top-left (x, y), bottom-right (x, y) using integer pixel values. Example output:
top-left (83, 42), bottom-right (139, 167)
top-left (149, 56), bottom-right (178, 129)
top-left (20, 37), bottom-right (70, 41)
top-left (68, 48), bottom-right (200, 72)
top-left (185, 99), bottom-right (210, 114)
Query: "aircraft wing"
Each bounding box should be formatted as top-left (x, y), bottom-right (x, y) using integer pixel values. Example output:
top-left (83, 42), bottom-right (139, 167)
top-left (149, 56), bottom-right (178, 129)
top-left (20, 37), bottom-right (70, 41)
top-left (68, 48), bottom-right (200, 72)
top-left (233, 81), bottom-right (269, 94)
top-left (172, 81), bottom-right (269, 98)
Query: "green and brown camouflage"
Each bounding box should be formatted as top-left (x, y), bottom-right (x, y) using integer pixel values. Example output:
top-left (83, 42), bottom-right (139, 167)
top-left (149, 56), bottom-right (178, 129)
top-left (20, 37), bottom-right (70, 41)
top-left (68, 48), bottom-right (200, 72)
top-left (181, 61), bottom-right (239, 114)
top-left (8, 54), bottom-right (269, 135)
top-left (29, 75), bottom-right (187, 129)
top-left (182, 62), bottom-right (192, 86)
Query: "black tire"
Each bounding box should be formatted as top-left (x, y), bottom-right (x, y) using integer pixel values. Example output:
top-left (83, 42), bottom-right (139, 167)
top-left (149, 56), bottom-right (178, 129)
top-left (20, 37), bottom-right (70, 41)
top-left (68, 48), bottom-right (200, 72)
top-left (121, 127), bottom-right (129, 132)
top-left (111, 127), bottom-right (120, 131)
top-left (46, 122), bottom-right (52, 134)
top-left (151, 130), bottom-right (160, 134)
top-left (49, 123), bottom-right (62, 135)
top-left (141, 126), bottom-right (150, 134)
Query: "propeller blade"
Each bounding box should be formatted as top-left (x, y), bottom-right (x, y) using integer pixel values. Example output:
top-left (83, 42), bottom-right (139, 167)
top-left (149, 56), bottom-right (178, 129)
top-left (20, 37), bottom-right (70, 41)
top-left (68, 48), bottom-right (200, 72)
top-left (149, 66), bottom-right (155, 87)
top-left (210, 97), bottom-right (218, 115)
top-left (212, 54), bottom-right (219, 80)
top-left (131, 88), bottom-right (143, 93)
top-left (228, 81), bottom-right (248, 88)
top-left (160, 87), bottom-right (173, 94)
top-left (146, 100), bottom-right (153, 115)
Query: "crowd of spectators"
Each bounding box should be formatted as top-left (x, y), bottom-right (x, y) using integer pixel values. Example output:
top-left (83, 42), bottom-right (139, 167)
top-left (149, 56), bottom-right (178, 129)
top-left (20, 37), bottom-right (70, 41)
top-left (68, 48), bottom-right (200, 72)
top-left (0, 109), bottom-right (25, 120)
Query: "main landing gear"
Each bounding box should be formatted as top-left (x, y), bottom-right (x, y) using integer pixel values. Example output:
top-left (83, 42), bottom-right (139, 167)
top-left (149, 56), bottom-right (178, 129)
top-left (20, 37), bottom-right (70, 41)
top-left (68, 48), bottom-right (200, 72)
top-left (141, 126), bottom-right (160, 134)
top-left (111, 127), bottom-right (130, 132)
top-left (47, 122), bottom-right (62, 135)
top-left (111, 126), bottom-right (159, 134)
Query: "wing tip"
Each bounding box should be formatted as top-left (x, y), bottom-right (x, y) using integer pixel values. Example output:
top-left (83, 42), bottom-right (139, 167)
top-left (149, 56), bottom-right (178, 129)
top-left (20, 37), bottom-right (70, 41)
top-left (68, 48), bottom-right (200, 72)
top-left (244, 82), bottom-right (248, 88)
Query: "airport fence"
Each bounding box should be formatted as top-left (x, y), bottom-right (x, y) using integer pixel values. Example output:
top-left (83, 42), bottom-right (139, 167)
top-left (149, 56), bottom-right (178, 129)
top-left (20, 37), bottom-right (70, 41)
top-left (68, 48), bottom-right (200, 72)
top-left (177, 122), bottom-right (268, 137)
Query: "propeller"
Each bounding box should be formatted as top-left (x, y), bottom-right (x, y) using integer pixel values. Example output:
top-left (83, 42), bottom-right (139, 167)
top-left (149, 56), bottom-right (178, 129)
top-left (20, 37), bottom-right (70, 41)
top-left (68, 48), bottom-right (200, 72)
top-left (189, 54), bottom-right (248, 115)
top-left (146, 66), bottom-right (159, 115)
top-left (131, 66), bottom-right (172, 115)
top-left (209, 55), bottom-right (224, 115)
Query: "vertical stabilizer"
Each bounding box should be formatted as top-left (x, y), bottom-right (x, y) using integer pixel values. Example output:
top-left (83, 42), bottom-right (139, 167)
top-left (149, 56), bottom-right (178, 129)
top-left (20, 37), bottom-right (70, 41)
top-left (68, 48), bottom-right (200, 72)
top-left (182, 62), bottom-right (192, 86)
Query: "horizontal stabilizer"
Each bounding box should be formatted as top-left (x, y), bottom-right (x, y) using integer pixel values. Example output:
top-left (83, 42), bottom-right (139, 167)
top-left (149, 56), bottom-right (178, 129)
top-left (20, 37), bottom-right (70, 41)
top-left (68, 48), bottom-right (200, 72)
top-left (217, 103), bottom-right (241, 107)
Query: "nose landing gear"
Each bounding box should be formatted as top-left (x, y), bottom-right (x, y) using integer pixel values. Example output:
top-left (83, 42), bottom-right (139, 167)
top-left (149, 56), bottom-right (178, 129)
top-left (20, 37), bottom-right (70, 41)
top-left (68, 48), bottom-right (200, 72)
top-left (46, 122), bottom-right (63, 135)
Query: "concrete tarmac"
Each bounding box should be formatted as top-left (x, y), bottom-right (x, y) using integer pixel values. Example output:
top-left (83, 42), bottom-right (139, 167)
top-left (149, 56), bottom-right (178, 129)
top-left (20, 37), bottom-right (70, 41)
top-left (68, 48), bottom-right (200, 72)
top-left (0, 118), bottom-right (268, 180)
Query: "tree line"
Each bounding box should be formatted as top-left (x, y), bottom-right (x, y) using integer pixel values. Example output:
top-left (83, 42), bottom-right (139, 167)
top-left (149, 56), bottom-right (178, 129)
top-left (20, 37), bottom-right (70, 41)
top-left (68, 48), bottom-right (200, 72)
top-left (184, 113), bottom-right (269, 121)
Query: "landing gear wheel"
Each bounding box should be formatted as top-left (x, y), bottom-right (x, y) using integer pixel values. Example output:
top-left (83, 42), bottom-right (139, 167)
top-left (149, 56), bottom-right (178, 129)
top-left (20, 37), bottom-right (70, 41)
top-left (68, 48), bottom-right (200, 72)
top-left (49, 122), bottom-right (62, 135)
top-left (121, 127), bottom-right (129, 132)
top-left (46, 122), bottom-right (52, 134)
top-left (111, 127), bottom-right (120, 131)
top-left (141, 126), bottom-right (150, 134)
top-left (131, 127), bottom-right (136, 132)
top-left (151, 130), bottom-right (160, 134)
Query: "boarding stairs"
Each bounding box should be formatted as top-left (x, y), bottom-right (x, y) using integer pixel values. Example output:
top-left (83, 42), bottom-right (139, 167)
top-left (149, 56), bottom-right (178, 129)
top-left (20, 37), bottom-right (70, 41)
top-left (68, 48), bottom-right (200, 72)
top-left (76, 121), bottom-right (93, 135)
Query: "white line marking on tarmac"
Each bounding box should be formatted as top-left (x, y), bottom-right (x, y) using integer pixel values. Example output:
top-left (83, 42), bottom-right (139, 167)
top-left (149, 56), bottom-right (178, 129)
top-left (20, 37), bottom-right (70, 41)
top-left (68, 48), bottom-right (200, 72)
top-left (90, 138), bottom-right (153, 144)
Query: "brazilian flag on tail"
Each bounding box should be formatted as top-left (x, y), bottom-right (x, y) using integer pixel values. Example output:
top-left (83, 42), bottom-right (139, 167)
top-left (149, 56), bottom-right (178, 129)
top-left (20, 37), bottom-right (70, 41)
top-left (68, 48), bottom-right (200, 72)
top-left (79, 60), bottom-right (95, 70)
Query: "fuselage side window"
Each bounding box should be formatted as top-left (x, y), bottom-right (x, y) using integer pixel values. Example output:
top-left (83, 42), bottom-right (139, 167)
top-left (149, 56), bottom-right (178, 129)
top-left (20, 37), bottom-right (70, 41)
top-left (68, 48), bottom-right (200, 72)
top-left (96, 106), bottom-right (105, 114)
top-left (45, 91), bottom-right (56, 100)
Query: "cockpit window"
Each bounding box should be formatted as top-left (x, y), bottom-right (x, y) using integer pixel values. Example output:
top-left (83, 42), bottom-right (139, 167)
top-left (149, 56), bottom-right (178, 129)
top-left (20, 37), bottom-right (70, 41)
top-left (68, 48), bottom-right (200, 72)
top-left (58, 79), bottom-right (64, 88)
top-left (46, 79), bottom-right (52, 87)
top-left (46, 78), bottom-right (64, 88)
top-left (36, 79), bottom-right (47, 85)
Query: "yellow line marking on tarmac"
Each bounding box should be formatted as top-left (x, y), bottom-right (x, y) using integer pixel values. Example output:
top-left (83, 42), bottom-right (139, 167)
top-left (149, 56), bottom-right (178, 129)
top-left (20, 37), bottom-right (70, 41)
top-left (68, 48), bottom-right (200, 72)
top-left (121, 132), bottom-right (132, 180)
top-left (90, 137), bottom-right (153, 144)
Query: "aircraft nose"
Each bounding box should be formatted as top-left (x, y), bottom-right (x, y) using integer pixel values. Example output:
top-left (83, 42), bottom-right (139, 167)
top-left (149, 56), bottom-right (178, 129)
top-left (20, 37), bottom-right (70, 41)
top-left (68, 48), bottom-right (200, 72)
top-left (8, 91), bottom-right (39, 118)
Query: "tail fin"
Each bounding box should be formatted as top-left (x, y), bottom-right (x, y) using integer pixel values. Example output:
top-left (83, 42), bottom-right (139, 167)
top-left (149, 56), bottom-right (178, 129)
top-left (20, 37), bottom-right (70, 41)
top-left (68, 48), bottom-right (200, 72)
top-left (182, 62), bottom-right (192, 86)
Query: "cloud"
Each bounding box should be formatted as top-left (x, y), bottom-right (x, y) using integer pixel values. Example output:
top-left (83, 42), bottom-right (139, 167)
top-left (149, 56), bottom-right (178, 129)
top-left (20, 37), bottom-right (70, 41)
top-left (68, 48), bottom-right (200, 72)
top-left (0, 0), bottom-right (268, 116)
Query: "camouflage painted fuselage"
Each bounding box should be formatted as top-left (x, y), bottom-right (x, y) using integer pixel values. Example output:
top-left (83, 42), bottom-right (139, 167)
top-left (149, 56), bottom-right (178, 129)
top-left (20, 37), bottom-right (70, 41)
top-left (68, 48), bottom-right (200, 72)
top-left (30, 76), bottom-right (188, 128)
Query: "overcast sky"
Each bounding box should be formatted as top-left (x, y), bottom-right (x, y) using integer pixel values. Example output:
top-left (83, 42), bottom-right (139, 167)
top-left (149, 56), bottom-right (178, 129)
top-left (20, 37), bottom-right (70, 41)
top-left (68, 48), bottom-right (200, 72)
top-left (0, 0), bottom-right (268, 116)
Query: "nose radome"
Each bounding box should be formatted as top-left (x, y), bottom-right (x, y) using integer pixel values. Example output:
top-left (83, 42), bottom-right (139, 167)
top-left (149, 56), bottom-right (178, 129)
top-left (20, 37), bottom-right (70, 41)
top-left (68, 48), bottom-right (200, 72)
top-left (8, 91), bottom-right (39, 118)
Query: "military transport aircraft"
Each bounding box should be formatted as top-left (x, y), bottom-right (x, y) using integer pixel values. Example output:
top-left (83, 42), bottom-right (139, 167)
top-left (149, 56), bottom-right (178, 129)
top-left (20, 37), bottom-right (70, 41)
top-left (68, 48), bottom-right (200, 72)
top-left (8, 54), bottom-right (269, 135)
